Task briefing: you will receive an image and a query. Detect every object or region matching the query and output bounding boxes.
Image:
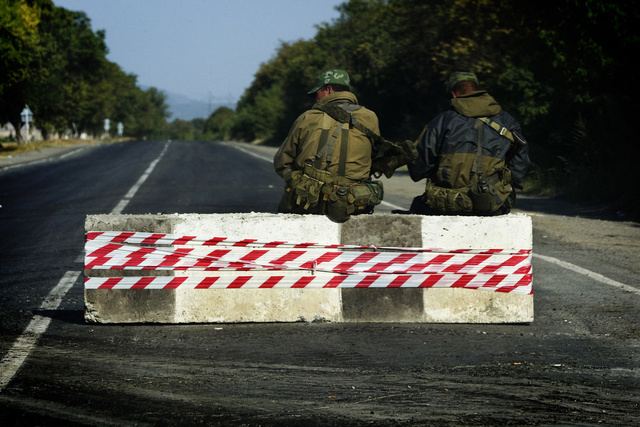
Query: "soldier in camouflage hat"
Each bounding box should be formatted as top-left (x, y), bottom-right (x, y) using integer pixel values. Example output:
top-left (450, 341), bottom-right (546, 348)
top-left (273, 69), bottom-right (384, 221)
top-left (447, 71), bottom-right (479, 92)
top-left (405, 71), bottom-right (531, 216)
top-left (306, 69), bottom-right (351, 95)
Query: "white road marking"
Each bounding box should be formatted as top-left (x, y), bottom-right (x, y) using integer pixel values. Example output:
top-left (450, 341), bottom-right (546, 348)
top-left (227, 142), bottom-right (274, 163)
top-left (228, 142), bottom-right (405, 211)
top-left (0, 271), bottom-right (80, 391)
top-left (533, 253), bottom-right (639, 295)
top-left (0, 142), bottom-right (171, 392)
top-left (231, 142), bottom-right (638, 294)
top-left (112, 141), bottom-right (171, 214)
top-left (379, 200), bottom-right (404, 210)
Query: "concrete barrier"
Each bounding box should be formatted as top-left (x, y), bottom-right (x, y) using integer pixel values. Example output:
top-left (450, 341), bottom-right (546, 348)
top-left (84, 213), bottom-right (533, 324)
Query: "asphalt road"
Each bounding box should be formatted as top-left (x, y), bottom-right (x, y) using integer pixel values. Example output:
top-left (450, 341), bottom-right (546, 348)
top-left (0, 140), bottom-right (638, 426)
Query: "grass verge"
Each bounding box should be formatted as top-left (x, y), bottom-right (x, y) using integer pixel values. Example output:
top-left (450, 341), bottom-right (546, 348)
top-left (0, 138), bottom-right (130, 158)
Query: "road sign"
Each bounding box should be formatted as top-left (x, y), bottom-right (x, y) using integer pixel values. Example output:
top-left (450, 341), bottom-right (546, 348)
top-left (20, 105), bottom-right (33, 141)
top-left (20, 105), bottom-right (33, 123)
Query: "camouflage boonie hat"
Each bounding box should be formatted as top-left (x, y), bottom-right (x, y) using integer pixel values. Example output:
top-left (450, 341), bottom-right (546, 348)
top-left (307, 69), bottom-right (351, 94)
top-left (447, 71), bottom-right (479, 92)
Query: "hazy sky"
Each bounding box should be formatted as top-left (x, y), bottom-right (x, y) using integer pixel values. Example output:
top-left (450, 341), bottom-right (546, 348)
top-left (52, 0), bottom-right (343, 104)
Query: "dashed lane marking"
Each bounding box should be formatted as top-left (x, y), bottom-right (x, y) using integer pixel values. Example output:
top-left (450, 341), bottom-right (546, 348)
top-left (112, 141), bottom-right (171, 214)
top-left (0, 142), bottom-right (171, 392)
top-left (0, 271), bottom-right (80, 391)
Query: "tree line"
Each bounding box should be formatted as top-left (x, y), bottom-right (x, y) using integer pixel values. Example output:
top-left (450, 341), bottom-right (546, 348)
top-left (1, 0), bottom-right (168, 141)
top-left (207, 0), bottom-right (638, 215)
top-left (3, 0), bottom-right (638, 216)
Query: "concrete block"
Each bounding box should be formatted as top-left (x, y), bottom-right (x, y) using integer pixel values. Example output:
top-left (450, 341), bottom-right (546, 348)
top-left (172, 213), bottom-right (343, 323)
top-left (84, 212), bottom-right (533, 324)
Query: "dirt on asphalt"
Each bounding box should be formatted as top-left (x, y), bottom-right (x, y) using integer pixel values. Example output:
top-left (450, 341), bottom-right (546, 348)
top-left (1, 141), bottom-right (639, 426)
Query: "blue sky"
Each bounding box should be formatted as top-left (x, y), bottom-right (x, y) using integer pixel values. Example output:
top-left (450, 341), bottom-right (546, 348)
top-left (52, 0), bottom-right (343, 105)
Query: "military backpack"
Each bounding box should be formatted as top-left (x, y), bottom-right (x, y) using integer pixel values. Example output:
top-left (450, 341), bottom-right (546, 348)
top-left (283, 103), bottom-right (384, 222)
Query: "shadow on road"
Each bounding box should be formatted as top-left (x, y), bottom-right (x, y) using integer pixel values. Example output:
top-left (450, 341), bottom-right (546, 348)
top-left (34, 309), bottom-right (85, 326)
top-left (514, 194), bottom-right (639, 224)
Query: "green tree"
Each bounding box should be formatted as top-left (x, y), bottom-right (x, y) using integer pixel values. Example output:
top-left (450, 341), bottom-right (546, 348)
top-left (190, 118), bottom-right (205, 140)
top-left (33, 2), bottom-right (110, 138)
top-left (127, 87), bottom-right (170, 139)
top-left (232, 39), bottom-right (329, 143)
top-left (0, 0), bottom-right (42, 142)
top-left (2, 0), bottom-right (169, 141)
top-left (203, 106), bottom-right (235, 140)
top-left (233, 0), bottom-right (639, 215)
top-left (167, 119), bottom-right (194, 141)
top-left (520, 0), bottom-right (640, 209)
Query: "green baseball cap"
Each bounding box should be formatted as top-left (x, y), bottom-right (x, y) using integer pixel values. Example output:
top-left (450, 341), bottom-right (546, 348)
top-left (447, 71), bottom-right (479, 92)
top-left (307, 69), bottom-right (351, 94)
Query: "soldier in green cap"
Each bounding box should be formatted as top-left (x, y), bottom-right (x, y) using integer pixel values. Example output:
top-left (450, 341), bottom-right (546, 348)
top-left (273, 69), bottom-right (384, 222)
top-left (405, 71), bottom-right (531, 215)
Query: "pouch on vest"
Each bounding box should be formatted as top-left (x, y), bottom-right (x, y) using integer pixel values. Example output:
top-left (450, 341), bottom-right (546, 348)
top-left (279, 170), bottom-right (303, 211)
top-left (325, 180), bottom-right (383, 222)
top-left (424, 180), bottom-right (473, 213)
top-left (468, 168), bottom-right (512, 214)
top-left (292, 163), bottom-right (334, 210)
top-left (423, 170), bottom-right (511, 215)
top-left (469, 117), bottom-right (515, 214)
top-left (325, 185), bottom-right (350, 222)
top-left (365, 180), bottom-right (384, 206)
top-left (422, 117), bottom-right (514, 215)
top-left (350, 180), bottom-right (383, 210)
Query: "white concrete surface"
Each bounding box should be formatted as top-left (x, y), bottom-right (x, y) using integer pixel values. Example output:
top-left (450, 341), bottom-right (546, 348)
top-left (84, 213), bottom-right (534, 324)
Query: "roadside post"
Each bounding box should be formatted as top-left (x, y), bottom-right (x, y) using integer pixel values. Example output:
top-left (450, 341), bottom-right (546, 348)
top-left (104, 118), bottom-right (110, 138)
top-left (117, 122), bottom-right (124, 137)
top-left (20, 105), bottom-right (33, 142)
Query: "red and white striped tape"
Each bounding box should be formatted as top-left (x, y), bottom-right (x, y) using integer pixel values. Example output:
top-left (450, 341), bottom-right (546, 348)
top-left (85, 241), bottom-right (531, 275)
top-left (84, 232), bottom-right (532, 294)
top-left (84, 273), bottom-right (531, 293)
top-left (86, 231), bottom-right (529, 254)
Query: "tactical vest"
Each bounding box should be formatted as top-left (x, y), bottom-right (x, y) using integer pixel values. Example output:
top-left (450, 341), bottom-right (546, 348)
top-left (422, 117), bottom-right (518, 215)
top-left (284, 103), bottom-right (383, 222)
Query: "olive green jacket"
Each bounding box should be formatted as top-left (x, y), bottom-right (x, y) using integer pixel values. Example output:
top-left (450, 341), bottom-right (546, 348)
top-left (273, 91), bottom-right (380, 184)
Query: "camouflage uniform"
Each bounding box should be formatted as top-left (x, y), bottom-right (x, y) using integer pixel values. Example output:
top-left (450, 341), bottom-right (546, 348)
top-left (408, 72), bottom-right (530, 215)
top-left (274, 90), bottom-right (380, 214)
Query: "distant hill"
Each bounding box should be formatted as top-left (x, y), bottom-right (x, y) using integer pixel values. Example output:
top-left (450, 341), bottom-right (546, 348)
top-left (141, 86), bottom-right (236, 121)
top-left (165, 92), bottom-right (237, 121)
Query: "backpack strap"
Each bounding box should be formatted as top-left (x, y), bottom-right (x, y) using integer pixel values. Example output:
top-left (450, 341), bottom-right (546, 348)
top-left (314, 103), bottom-right (403, 152)
top-left (477, 116), bottom-right (515, 142)
top-left (472, 118), bottom-right (485, 178)
top-left (338, 126), bottom-right (349, 177)
top-left (314, 103), bottom-right (416, 179)
top-left (478, 116), bottom-right (528, 166)
top-left (314, 129), bottom-right (330, 163)
top-left (313, 122), bottom-right (344, 169)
